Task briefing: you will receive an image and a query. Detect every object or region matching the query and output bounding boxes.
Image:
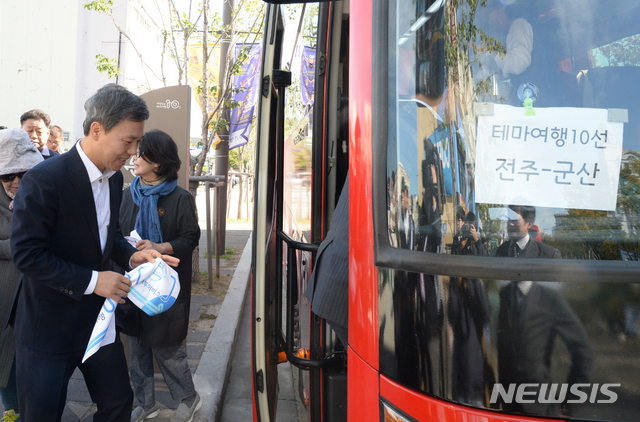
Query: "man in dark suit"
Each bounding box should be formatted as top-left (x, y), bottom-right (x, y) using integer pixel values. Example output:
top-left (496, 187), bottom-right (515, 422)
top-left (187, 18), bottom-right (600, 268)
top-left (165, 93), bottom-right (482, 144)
top-left (495, 205), bottom-right (591, 416)
top-left (496, 205), bottom-right (560, 259)
top-left (20, 109), bottom-right (60, 160)
top-left (10, 84), bottom-right (178, 422)
top-left (398, 180), bottom-right (416, 250)
top-left (304, 177), bottom-right (349, 346)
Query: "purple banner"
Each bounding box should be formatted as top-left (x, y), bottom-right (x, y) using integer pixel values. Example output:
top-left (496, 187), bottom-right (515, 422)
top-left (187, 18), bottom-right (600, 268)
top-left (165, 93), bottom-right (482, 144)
top-left (301, 46), bottom-right (316, 107)
top-left (229, 44), bottom-right (261, 150)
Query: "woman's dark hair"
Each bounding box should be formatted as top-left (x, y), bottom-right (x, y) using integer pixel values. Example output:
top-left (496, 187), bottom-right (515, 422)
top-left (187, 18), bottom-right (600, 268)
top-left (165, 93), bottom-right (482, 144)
top-left (138, 130), bottom-right (181, 181)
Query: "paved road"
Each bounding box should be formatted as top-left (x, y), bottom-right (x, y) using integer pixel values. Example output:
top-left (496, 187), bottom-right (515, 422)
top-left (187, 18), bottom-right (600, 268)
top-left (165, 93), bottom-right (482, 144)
top-left (220, 285), bottom-right (303, 422)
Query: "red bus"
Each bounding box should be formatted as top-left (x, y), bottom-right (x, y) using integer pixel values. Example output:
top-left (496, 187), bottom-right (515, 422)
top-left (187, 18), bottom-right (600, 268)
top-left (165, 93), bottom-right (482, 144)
top-left (252, 0), bottom-right (640, 421)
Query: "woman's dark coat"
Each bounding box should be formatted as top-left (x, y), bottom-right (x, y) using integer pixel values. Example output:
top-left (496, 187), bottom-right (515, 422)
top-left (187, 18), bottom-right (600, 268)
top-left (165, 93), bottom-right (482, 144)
top-left (119, 185), bottom-right (200, 348)
top-left (0, 190), bottom-right (19, 387)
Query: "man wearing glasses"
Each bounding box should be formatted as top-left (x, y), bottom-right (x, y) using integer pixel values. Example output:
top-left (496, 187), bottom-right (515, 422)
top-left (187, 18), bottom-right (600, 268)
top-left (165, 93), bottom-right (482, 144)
top-left (47, 125), bottom-right (65, 153)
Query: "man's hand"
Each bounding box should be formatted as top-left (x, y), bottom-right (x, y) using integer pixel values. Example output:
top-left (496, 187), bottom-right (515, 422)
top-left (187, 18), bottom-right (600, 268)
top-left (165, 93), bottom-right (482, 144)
top-left (131, 249), bottom-right (180, 268)
top-left (469, 224), bottom-right (479, 242)
top-left (95, 271), bottom-right (132, 304)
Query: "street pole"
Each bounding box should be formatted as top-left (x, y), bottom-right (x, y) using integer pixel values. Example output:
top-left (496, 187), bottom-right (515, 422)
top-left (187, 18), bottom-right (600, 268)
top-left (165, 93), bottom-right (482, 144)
top-left (215, 0), bottom-right (234, 252)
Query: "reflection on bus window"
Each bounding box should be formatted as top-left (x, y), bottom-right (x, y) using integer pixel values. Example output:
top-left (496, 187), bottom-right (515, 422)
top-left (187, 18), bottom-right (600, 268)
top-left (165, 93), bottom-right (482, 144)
top-left (381, 1), bottom-right (640, 420)
top-left (387, 0), bottom-right (640, 262)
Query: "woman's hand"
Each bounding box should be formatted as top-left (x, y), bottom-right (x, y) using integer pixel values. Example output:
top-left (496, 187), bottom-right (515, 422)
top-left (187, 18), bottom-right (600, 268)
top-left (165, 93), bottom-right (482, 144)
top-left (136, 240), bottom-right (174, 255)
top-left (136, 239), bottom-right (165, 253)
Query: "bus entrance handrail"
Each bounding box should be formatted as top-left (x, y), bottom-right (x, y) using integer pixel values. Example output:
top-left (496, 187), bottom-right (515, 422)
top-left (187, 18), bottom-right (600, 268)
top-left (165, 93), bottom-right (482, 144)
top-left (276, 230), bottom-right (342, 369)
top-left (277, 230), bottom-right (319, 252)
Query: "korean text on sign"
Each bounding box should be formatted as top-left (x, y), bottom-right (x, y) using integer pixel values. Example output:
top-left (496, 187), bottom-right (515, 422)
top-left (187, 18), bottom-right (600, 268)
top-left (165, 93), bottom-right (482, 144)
top-left (475, 104), bottom-right (624, 211)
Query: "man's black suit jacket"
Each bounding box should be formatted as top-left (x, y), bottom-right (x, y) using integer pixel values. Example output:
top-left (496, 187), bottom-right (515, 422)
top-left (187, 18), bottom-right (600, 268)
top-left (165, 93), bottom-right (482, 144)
top-left (304, 179), bottom-right (349, 334)
top-left (495, 236), bottom-right (592, 414)
top-left (10, 146), bottom-right (136, 354)
top-left (495, 236), bottom-right (561, 259)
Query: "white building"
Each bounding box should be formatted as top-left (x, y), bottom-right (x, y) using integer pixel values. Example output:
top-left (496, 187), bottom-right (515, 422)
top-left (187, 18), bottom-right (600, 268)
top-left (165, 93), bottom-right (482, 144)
top-left (0, 0), bottom-right (175, 150)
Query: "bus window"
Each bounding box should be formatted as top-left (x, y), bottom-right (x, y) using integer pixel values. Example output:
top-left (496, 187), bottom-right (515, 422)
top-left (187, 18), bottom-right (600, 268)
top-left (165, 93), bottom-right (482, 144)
top-left (380, 0), bottom-right (640, 420)
top-left (387, 0), bottom-right (640, 261)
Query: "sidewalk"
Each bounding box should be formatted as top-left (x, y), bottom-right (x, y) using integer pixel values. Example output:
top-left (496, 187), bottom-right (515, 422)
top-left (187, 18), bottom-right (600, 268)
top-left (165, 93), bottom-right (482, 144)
top-left (59, 220), bottom-right (252, 422)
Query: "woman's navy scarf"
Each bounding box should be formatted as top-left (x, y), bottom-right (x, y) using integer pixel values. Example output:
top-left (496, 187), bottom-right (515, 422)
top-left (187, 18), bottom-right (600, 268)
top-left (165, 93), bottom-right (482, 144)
top-left (130, 176), bottom-right (178, 243)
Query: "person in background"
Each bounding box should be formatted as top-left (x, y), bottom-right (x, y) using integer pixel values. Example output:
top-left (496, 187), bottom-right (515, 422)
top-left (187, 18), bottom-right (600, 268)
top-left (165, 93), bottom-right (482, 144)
top-left (0, 129), bottom-right (43, 422)
top-left (496, 205), bottom-right (558, 259)
top-left (398, 179), bottom-right (415, 250)
top-left (448, 208), bottom-right (490, 405)
top-left (489, 0), bottom-right (533, 79)
top-left (118, 130), bottom-right (201, 422)
top-left (47, 125), bottom-right (64, 153)
top-left (19, 110), bottom-right (59, 160)
top-left (0, 127), bottom-right (7, 131)
top-left (452, 207), bottom-right (486, 257)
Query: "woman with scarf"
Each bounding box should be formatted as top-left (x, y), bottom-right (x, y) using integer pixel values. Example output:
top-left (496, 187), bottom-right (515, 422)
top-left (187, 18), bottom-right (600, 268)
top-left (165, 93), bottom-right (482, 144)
top-left (0, 128), bottom-right (43, 422)
top-left (118, 130), bottom-right (201, 422)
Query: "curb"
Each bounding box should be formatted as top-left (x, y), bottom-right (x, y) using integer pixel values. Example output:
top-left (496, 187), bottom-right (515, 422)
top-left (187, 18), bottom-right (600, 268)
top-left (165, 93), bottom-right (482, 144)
top-left (192, 233), bottom-right (252, 422)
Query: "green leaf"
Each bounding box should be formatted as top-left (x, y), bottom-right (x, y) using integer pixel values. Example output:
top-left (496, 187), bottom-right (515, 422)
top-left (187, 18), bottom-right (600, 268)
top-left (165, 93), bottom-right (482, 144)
top-left (83, 0), bottom-right (114, 13)
top-left (95, 54), bottom-right (121, 79)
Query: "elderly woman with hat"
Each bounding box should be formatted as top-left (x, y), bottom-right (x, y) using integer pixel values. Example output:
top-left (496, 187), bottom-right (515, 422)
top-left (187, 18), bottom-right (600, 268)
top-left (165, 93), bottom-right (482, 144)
top-left (0, 128), bottom-right (43, 421)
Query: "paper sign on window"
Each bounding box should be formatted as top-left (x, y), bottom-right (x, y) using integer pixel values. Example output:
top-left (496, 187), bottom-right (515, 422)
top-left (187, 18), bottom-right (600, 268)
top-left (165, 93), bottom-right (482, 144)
top-left (475, 104), bottom-right (624, 211)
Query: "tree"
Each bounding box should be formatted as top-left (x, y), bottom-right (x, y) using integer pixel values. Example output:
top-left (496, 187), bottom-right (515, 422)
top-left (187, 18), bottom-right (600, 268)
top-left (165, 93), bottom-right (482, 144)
top-left (618, 152), bottom-right (640, 231)
top-left (84, 0), bottom-right (176, 89)
top-left (448, 0), bottom-right (506, 103)
top-left (188, 0), bottom-right (265, 178)
top-left (84, 0), bottom-right (266, 281)
top-left (281, 4), bottom-right (318, 137)
top-left (593, 34), bottom-right (640, 67)
top-left (229, 139), bottom-right (255, 220)
top-left (545, 209), bottom-right (625, 260)
top-left (83, 0), bottom-right (265, 177)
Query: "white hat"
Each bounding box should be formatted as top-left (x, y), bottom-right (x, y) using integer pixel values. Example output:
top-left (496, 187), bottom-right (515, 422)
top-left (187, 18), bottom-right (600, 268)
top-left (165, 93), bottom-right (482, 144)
top-left (0, 128), bottom-right (43, 176)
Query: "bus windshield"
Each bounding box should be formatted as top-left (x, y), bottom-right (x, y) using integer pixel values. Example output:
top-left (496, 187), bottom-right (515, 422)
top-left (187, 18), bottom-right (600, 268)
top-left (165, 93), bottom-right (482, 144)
top-left (381, 0), bottom-right (640, 419)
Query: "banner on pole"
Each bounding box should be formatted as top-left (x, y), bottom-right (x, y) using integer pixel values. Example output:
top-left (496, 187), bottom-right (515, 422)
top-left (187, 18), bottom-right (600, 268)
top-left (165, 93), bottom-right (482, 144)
top-left (188, 44), bottom-right (221, 116)
top-left (229, 44), bottom-right (262, 150)
top-left (301, 46), bottom-right (316, 107)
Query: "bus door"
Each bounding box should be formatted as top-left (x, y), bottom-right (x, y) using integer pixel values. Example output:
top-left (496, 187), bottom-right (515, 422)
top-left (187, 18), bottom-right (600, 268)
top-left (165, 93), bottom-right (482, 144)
top-left (253, 5), bottom-right (285, 421)
top-left (252, 2), bottom-right (349, 422)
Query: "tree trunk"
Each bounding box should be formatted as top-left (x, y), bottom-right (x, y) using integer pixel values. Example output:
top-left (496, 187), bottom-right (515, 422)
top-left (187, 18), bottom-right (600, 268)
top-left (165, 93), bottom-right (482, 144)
top-left (189, 184), bottom-right (201, 285)
top-left (227, 177), bottom-right (232, 219)
top-left (237, 175), bottom-right (243, 220)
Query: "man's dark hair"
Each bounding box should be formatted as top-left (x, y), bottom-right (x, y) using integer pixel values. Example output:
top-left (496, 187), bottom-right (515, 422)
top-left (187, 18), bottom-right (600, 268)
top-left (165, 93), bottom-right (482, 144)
top-left (465, 211), bottom-right (478, 228)
top-left (82, 84), bottom-right (149, 135)
top-left (20, 109), bottom-right (51, 127)
top-left (455, 206), bottom-right (466, 222)
top-left (138, 130), bottom-right (181, 182)
top-left (49, 125), bottom-right (63, 137)
top-left (509, 204), bottom-right (536, 223)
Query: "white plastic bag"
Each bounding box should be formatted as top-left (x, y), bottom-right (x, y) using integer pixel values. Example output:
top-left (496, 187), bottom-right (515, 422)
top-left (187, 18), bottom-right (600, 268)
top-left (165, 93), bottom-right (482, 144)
top-left (82, 258), bottom-right (180, 362)
top-left (126, 257), bottom-right (180, 316)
